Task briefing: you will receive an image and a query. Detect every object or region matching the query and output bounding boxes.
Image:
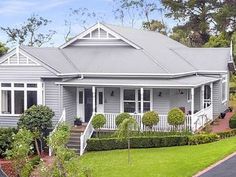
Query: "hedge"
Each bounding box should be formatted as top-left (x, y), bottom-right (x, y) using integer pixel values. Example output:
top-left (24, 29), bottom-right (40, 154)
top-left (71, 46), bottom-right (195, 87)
top-left (0, 128), bottom-right (17, 157)
top-left (87, 134), bottom-right (218, 151)
top-left (217, 129), bottom-right (236, 139)
top-left (229, 114), bottom-right (236, 128)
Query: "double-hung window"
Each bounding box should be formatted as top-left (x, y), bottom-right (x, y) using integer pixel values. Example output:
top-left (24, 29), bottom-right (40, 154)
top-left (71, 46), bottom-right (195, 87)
top-left (123, 89), bottom-right (152, 113)
top-left (0, 83), bottom-right (42, 115)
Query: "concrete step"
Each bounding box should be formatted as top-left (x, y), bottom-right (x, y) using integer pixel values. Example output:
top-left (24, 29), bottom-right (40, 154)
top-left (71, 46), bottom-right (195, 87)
top-left (69, 137), bottom-right (81, 142)
top-left (67, 143), bottom-right (80, 149)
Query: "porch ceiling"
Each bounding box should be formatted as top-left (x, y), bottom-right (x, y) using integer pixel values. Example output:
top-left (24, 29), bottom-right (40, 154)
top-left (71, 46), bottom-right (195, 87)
top-left (56, 75), bottom-right (220, 88)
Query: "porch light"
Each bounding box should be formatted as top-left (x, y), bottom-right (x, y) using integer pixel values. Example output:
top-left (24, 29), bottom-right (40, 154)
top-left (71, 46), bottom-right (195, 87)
top-left (111, 91), bottom-right (114, 96)
top-left (158, 92), bottom-right (162, 97)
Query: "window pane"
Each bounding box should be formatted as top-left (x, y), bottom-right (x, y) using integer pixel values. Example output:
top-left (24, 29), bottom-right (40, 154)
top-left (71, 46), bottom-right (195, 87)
top-left (124, 90), bottom-right (135, 100)
top-left (124, 102), bottom-right (135, 113)
top-left (138, 90), bottom-right (150, 101)
top-left (14, 91), bottom-right (24, 114)
top-left (1, 90), bottom-right (11, 114)
top-left (1, 83), bottom-right (11, 87)
top-left (27, 84), bottom-right (37, 88)
top-left (14, 83), bottom-right (24, 87)
top-left (27, 91), bottom-right (37, 108)
top-left (204, 85), bottom-right (211, 99)
top-left (138, 102), bottom-right (150, 113)
top-left (79, 91), bottom-right (83, 104)
top-left (99, 92), bottom-right (103, 104)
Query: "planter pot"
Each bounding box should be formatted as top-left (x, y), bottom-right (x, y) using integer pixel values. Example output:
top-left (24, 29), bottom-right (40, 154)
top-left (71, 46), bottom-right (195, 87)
top-left (74, 119), bottom-right (82, 126)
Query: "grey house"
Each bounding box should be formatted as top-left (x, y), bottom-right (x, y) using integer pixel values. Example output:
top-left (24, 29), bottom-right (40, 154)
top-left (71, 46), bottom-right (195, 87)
top-left (0, 23), bottom-right (234, 151)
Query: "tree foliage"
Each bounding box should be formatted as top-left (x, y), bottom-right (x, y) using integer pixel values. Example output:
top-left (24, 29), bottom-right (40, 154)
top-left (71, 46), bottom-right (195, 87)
top-left (0, 42), bottom-right (8, 57)
top-left (143, 20), bottom-right (167, 34)
top-left (1, 14), bottom-right (56, 47)
top-left (18, 105), bottom-right (54, 155)
top-left (167, 108), bottom-right (185, 130)
top-left (115, 112), bottom-right (132, 127)
top-left (204, 32), bottom-right (230, 47)
top-left (142, 111), bottom-right (159, 130)
top-left (92, 114), bottom-right (106, 137)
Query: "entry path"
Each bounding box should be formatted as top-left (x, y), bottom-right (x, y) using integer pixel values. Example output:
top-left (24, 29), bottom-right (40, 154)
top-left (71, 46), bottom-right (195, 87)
top-left (211, 112), bottom-right (234, 133)
top-left (194, 152), bottom-right (236, 177)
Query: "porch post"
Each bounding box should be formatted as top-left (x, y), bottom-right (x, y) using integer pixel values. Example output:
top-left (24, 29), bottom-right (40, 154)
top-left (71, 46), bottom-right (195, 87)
top-left (210, 83), bottom-right (213, 105)
top-left (201, 85), bottom-right (204, 109)
top-left (191, 88), bottom-right (195, 131)
top-left (140, 88), bottom-right (144, 131)
top-left (92, 86), bottom-right (96, 115)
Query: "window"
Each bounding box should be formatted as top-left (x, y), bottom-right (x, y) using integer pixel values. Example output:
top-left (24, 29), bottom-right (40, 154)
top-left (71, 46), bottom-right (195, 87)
top-left (79, 91), bottom-right (83, 104)
top-left (222, 75), bottom-right (227, 103)
top-left (123, 89), bottom-right (151, 113)
top-left (98, 92), bottom-right (103, 105)
top-left (204, 85), bottom-right (211, 99)
top-left (187, 89), bottom-right (191, 102)
top-left (0, 82), bottom-right (42, 115)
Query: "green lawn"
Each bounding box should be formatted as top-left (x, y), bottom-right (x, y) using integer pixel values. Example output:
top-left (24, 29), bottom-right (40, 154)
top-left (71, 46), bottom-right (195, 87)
top-left (81, 137), bottom-right (236, 177)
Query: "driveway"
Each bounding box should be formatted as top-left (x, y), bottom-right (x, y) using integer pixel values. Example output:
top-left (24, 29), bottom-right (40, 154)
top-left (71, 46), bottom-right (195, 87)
top-left (199, 154), bottom-right (236, 177)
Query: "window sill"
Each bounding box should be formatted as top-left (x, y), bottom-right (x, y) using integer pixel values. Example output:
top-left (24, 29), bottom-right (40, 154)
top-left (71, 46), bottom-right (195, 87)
top-left (0, 114), bottom-right (21, 117)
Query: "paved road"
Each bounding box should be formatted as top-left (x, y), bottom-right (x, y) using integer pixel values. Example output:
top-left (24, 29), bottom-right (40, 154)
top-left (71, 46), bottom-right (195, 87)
top-left (200, 155), bottom-right (236, 177)
top-left (0, 167), bottom-right (7, 177)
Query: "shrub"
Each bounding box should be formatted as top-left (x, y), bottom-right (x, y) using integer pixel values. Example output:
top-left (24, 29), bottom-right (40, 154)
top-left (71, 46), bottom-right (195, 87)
top-left (92, 114), bottom-right (106, 130)
top-left (87, 134), bottom-right (220, 151)
top-left (167, 108), bottom-right (185, 130)
top-left (18, 105), bottom-right (54, 155)
top-left (217, 129), bottom-right (236, 139)
top-left (142, 111), bottom-right (159, 130)
top-left (115, 113), bottom-right (132, 126)
top-left (0, 128), bottom-right (17, 157)
top-left (229, 114), bottom-right (236, 128)
top-left (188, 134), bottom-right (219, 145)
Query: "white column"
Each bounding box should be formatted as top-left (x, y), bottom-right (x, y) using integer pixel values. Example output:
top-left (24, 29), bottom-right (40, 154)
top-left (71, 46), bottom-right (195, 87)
top-left (210, 83), bottom-right (213, 105)
top-left (120, 88), bottom-right (123, 113)
top-left (0, 83), bottom-right (2, 114)
top-left (92, 86), bottom-right (96, 115)
top-left (201, 85), bottom-right (204, 109)
top-left (140, 88), bottom-right (144, 131)
top-left (191, 88), bottom-right (195, 131)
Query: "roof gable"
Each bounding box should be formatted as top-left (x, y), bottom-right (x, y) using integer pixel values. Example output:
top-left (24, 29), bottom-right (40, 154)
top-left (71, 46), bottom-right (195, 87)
top-left (60, 23), bottom-right (141, 49)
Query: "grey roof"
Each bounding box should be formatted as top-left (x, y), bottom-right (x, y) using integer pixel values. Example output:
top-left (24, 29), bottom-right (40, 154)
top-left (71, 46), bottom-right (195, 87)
top-left (58, 75), bottom-right (220, 88)
top-left (16, 23), bottom-right (230, 76)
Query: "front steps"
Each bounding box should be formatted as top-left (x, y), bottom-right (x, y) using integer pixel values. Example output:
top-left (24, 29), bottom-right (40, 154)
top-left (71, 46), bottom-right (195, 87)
top-left (67, 125), bottom-right (86, 154)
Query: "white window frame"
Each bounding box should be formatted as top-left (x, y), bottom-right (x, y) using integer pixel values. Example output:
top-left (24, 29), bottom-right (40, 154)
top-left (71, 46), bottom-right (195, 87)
top-left (222, 75), bottom-right (227, 103)
top-left (0, 82), bottom-right (43, 116)
top-left (121, 88), bottom-right (153, 113)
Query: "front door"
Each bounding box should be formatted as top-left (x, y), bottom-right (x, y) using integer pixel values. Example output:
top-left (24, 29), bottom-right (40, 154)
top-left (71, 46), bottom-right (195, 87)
top-left (77, 88), bottom-right (85, 122)
top-left (96, 88), bottom-right (104, 113)
top-left (85, 89), bottom-right (93, 122)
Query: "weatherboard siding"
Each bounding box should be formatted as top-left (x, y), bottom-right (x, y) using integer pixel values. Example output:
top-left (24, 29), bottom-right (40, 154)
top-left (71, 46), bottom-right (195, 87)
top-left (153, 88), bottom-right (170, 114)
top-left (0, 66), bottom-right (55, 81)
top-left (104, 87), bottom-right (120, 113)
top-left (63, 87), bottom-right (77, 125)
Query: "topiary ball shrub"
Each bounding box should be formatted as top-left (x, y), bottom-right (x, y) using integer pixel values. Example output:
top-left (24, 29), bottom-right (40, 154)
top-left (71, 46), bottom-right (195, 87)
top-left (167, 108), bottom-right (185, 129)
top-left (115, 113), bottom-right (132, 127)
top-left (229, 114), bottom-right (236, 129)
top-left (142, 111), bottom-right (159, 129)
top-left (92, 114), bottom-right (106, 130)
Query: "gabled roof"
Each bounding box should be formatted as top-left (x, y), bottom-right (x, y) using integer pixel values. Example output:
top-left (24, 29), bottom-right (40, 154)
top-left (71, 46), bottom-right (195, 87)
top-left (1, 23), bottom-right (231, 77)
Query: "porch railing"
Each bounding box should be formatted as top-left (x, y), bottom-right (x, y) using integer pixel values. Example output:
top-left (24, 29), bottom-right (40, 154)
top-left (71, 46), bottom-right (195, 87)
top-left (49, 108), bottom-right (66, 156)
top-left (103, 113), bottom-right (192, 132)
top-left (192, 104), bottom-right (213, 132)
top-left (80, 114), bottom-right (94, 156)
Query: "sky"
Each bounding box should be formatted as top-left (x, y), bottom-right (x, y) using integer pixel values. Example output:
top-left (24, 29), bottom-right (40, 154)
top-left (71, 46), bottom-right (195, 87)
top-left (0, 0), bottom-right (177, 48)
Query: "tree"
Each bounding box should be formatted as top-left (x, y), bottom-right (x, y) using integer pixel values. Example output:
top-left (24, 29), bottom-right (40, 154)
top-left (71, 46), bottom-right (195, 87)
top-left (115, 117), bottom-right (138, 164)
top-left (143, 20), bottom-right (167, 34)
top-left (161, 0), bottom-right (220, 46)
top-left (1, 14), bottom-right (56, 47)
top-left (142, 111), bottom-right (159, 131)
top-left (115, 112), bottom-right (132, 127)
top-left (169, 25), bottom-right (190, 46)
top-left (0, 42), bottom-right (8, 57)
top-left (167, 108), bottom-right (185, 131)
top-left (92, 114), bottom-right (106, 137)
top-left (17, 105), bottom-right (54, 156)
top-left (204, 32), bottom-right (230, 47)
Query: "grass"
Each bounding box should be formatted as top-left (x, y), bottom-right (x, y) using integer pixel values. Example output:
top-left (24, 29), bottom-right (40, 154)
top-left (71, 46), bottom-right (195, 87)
top-left (81, 136), bottom-right (236, 177)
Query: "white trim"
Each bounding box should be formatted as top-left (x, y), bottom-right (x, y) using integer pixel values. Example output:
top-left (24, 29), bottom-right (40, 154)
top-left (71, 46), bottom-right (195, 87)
top-left (77, 88), bottom-right (85, 122)
top-left (221, 74), bottom-right (227, 103)
top-left (0, 82), bottom-right (43, 116)
top-left (96, 88), bottom-right (104, 113)
top-left (60, 23), bottom-right (141, 49)
top-left (120, 87), bottom-right (124, 113)
top-left (92, 86), bottom-right (96, 115)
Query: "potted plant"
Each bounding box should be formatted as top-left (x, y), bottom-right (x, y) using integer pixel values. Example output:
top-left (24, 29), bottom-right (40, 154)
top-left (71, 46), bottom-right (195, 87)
top-left (74, 117), bottom-right (82, 126)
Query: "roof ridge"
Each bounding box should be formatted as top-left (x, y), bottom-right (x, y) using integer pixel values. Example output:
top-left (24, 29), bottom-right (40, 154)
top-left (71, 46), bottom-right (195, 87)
top-left (140, 49), bottom-right (170, 73)
top-left (170, 48), bottom-right (198, 70)
top-left (58, 49), bottom-right (81, 72)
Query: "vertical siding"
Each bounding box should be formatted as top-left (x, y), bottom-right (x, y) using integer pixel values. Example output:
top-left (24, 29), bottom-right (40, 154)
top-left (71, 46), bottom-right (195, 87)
top-left (63, 86), bottom-right (77, 125)
top-left (104, 87), bottom-right (120, 113)
top-left (153, 88), bottom-right (170, 114)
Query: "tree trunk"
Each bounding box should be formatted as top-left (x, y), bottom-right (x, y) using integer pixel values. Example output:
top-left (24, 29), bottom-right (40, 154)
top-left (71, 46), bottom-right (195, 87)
top-left (34, 138), bottom-right (41, 156)
top-left (128, 138), bottom-right (131, 164)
